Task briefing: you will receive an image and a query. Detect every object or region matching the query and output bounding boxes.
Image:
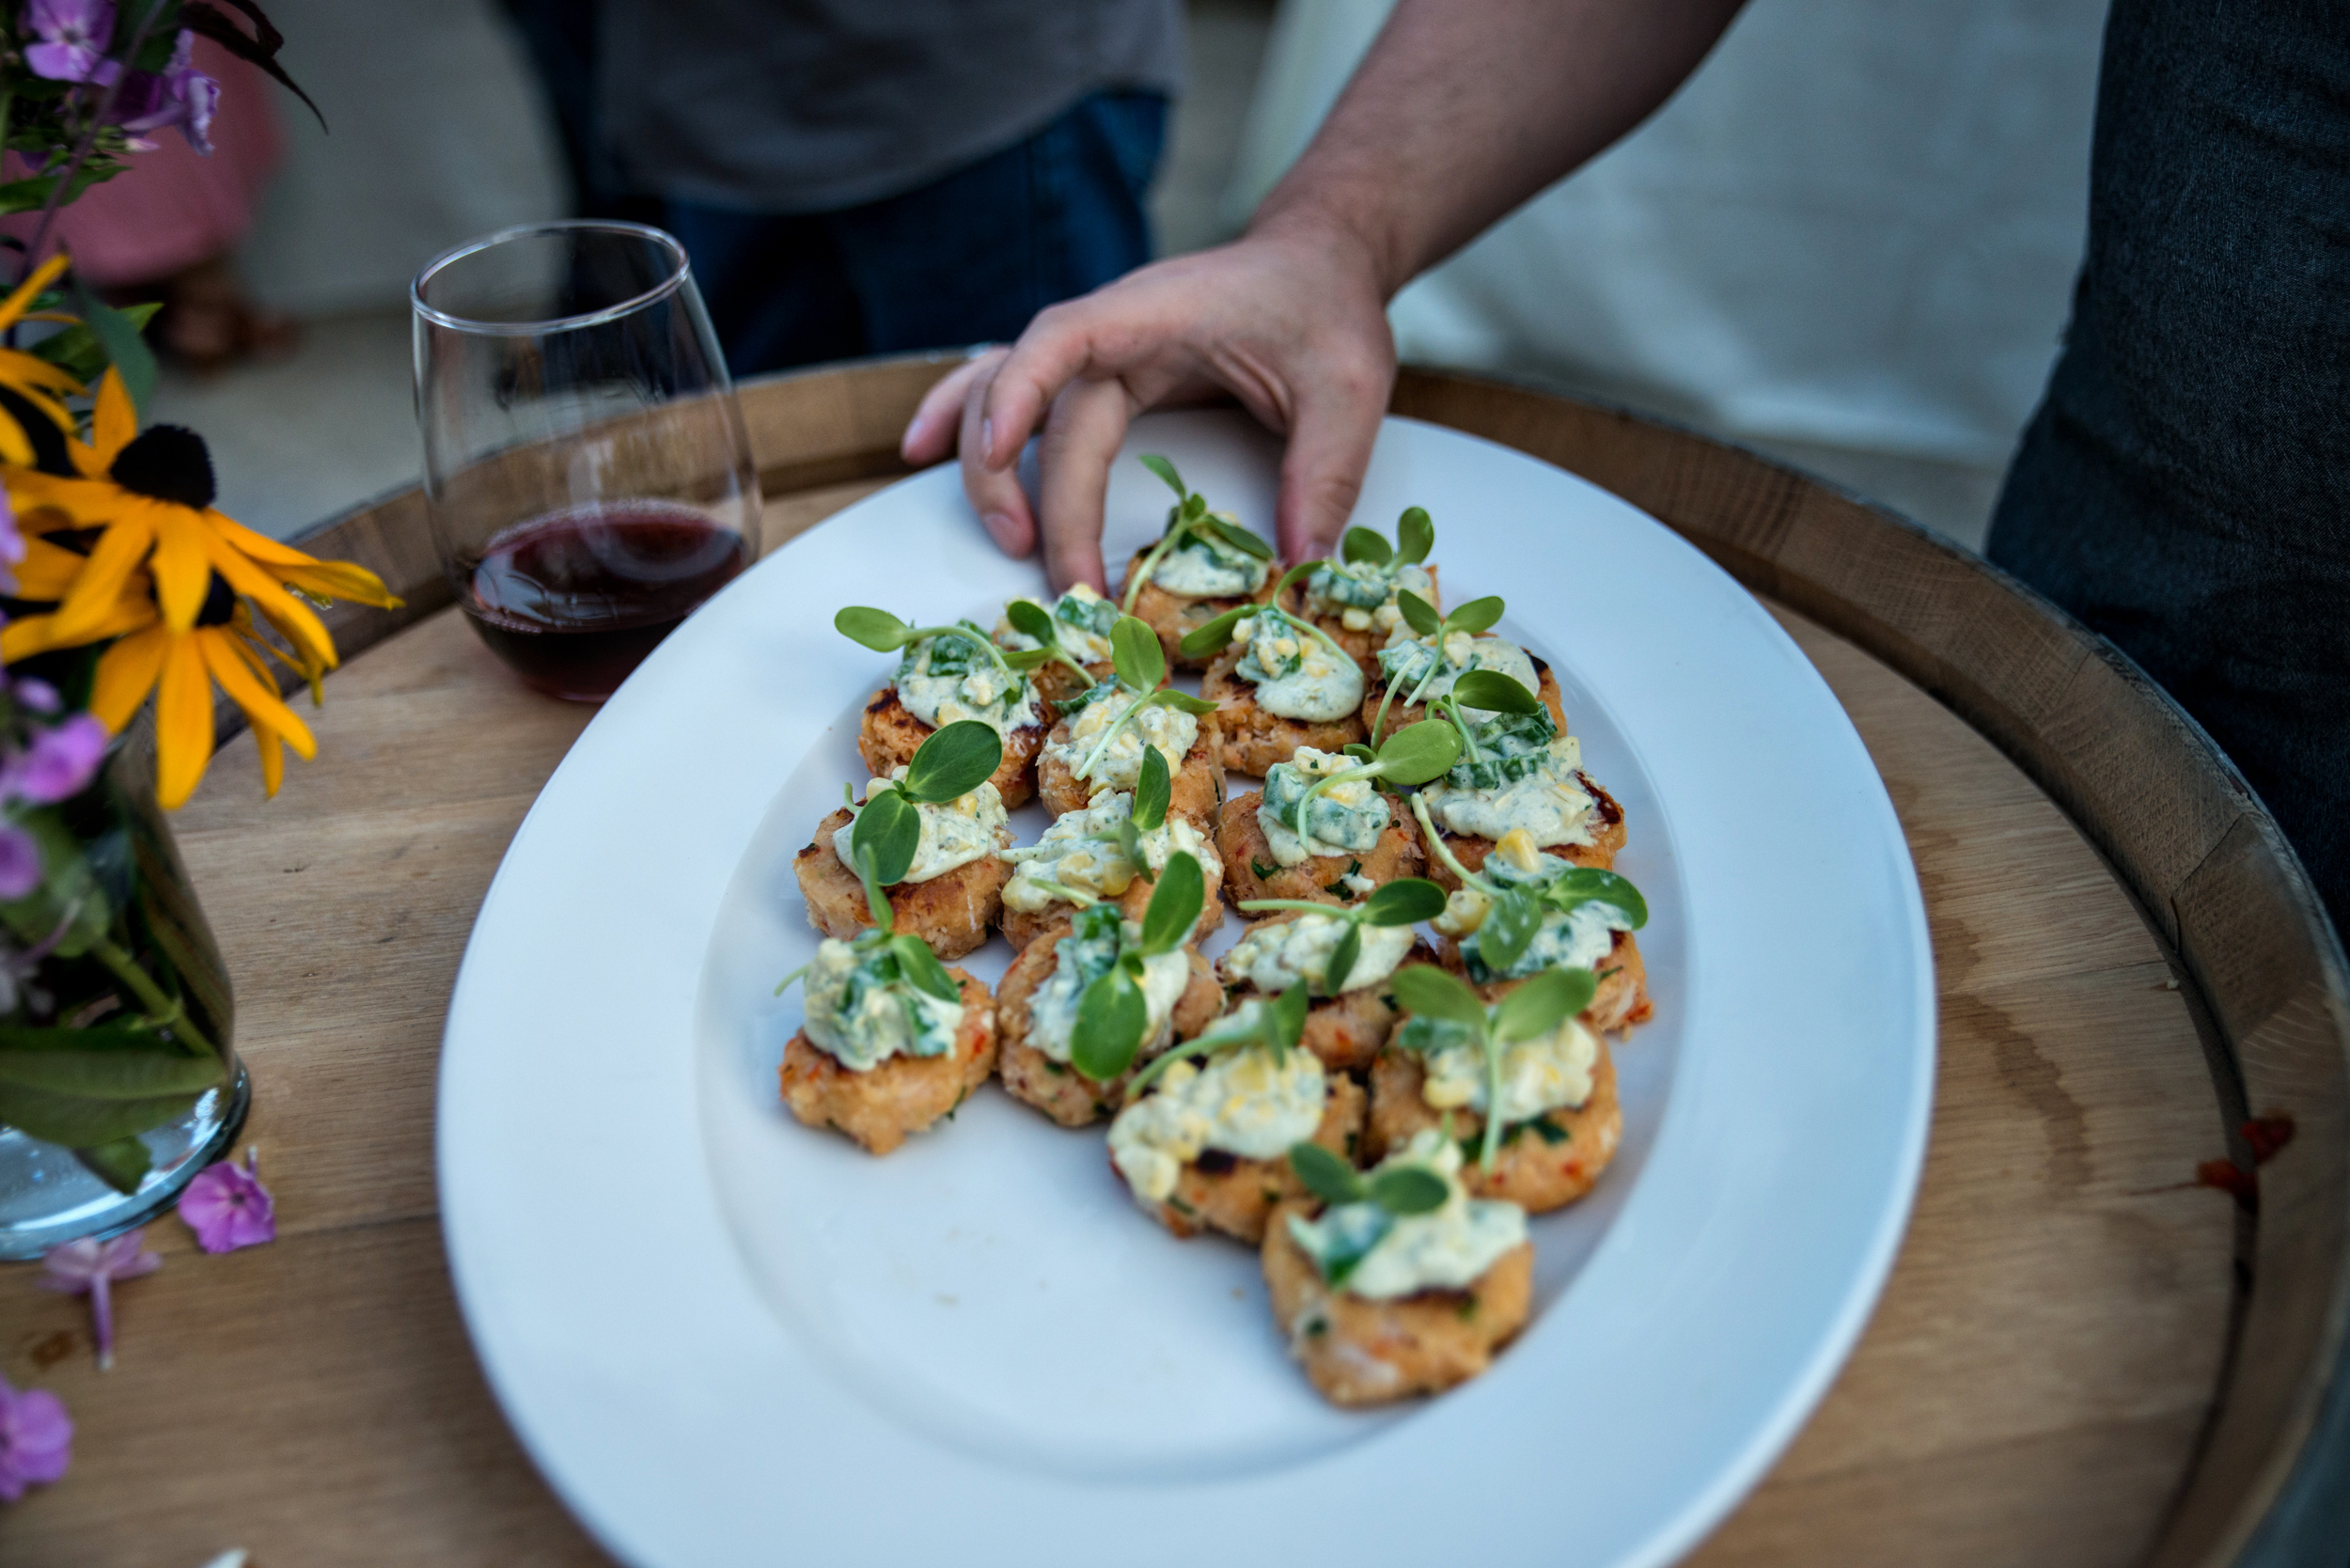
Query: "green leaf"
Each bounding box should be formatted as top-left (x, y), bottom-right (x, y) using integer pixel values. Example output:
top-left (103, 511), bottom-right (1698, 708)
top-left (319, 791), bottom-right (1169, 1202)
top-left (1139, 454), bottom-right (1186, 498)
top-left (1200, 516), bottom-right (1275, 561)
top-left (1396, 507), bottom-right (1434, 565)
top-left (1397, 591), bottom-right (1441, 636)
top-left (889, 933), bottom-right (961, 1003)
top-left (1375, 719), bottom-right (1463, 785)
top-left (1288, 1140), bottom-right (1366, 1205)
top-left (1113, 817), bottom-right (1151, 881)
top-left (1367, 1164), bottom-right (1449, 1216)
top-left (850, 788), bottom-right (920, 887)
top-left (75, 1137), bottom-right (152, 1195)
top-left (1142, 687), bottom-right (1218, 717)
top-left (837, 606), bottom-right (914, 651)
top-left (1359, 877), bottom-right (1446, 927)
top-left (1324, 920), bottom-right (1362, 995)
top-left (1340, 526), bottom-right (1390, 566)
top-left (1542, 868), bottom-right (1651, 930)
top-left (1070, 968), bottom-right (1148, 1082)
top-left (899, 719), bottom-right (1002, 804)
top-left (0, 1047), bottom-right (224, 1099)
top-left (1137, 851), bottom-right (1203, 955)
top-left (0, 811), bottom-right (114, 958)
top-left (1493, 965), bottom-right (1598, 1043)
top-left (1271, 560), bottom-right (1321, 604)
top-left (1269, 981), bottom-right (1310, 1052)
top-left (1475, 888), bottom-right (1545, 974)
top-left (1177, 604), bottom-right (1251, 660)
top-left (1005, 599), bottom-right (1056, 643)
top-left (1110, 615), bottom-right (1165, 692)
top-left (1389, 965), bottom-right (1486, 1032)
top-left (0, 1022), bottom-right (171, 1055)
top-left (1449, 669), bottom-right (1541, 714)
top-left (31, 303), bottom-right (160, 384)
top-left (1445, 596), bottom-right (1506, 637)
top-left (1131, 745), bottom-right (1171, 831)
top-left (0, 1081), bottom-right (200, 1148)
top-left (70, 276), bottom-right (156, 418)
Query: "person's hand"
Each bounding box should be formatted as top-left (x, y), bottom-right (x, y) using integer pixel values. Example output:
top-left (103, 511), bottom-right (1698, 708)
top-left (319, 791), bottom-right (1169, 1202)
top-left (899, 213), bottom-right (1397, 592)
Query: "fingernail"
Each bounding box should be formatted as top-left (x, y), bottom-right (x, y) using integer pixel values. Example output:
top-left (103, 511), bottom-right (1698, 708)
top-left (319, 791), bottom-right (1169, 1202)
top-left (980, 510), bottom-right (1020, 552)
top-left (979, 417), bottom-right (996, 466)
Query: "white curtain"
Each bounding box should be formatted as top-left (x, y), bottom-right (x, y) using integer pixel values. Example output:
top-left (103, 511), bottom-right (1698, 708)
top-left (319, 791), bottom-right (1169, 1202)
top-left (1229, 0), bottom-right (2107, 467)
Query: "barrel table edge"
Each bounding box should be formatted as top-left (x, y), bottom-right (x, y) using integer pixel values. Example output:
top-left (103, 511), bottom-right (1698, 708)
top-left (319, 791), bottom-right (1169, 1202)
top-left (272, 354), bottom-right (2350, 1567)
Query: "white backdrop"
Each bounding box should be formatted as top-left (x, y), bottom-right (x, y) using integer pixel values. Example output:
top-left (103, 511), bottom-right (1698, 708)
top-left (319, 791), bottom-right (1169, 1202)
top-left (1229, 0), bottom-right (2107, 468)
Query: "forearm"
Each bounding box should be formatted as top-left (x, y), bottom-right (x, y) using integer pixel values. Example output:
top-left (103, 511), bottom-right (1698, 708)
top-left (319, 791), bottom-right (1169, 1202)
top-left (1253, 0), bottom-right (1748, 296)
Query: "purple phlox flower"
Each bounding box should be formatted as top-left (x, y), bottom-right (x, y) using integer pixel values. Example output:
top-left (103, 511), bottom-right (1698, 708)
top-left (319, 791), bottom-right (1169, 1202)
top-left (0, 823), bottom-right (40, 901)
top-left (179, 1145), bottom-right (274, 1254)
top-left (113, 29), bottom-right (216, 156)
top-left (20, 0), bottom-right (118, 86)
top-left (0, 1372), bottom-right (71, 1503)
top-left (6, 714), bottom-right (108, 806)
top-left (39, 1229), bottom-right (161, 1372)
top-left (12, 679), bottom-right (59, 715)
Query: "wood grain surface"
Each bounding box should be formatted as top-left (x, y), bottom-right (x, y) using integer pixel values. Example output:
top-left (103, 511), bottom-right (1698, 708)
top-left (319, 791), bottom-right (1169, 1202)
top-left (0, 472), bottom-right (2244, 1566)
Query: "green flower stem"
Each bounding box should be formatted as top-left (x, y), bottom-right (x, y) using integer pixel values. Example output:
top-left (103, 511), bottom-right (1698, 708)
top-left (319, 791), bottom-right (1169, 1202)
top-left (89, 933), bottom-right (218, 1062)
top-left (1017, 876), bottom-right (1100, 908)
top-left (1120, 523), bottom-right (1192, 613)
top-left (1074, 689), bottom-right (1162, 782)
top-left (1410, 794), bottom-right (1498, 897)
top-left (1255, 604), bottom-right (1353, 667)
top-left (1237, 898), bottom-right (1363, 920)
top-left (1441, 696), bottom-right (1482, 764)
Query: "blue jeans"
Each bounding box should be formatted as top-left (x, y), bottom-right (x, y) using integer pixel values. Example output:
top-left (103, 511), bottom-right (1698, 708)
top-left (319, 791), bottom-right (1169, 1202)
top-left (1987, 0), bottom-right (2350, 933)
top-left (663, 90), bottom-right (1167, 376)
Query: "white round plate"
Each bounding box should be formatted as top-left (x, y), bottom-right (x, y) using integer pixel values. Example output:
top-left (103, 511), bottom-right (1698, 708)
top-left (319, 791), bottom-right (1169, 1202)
top-left (439, 411), bottom-right (1934, 1568)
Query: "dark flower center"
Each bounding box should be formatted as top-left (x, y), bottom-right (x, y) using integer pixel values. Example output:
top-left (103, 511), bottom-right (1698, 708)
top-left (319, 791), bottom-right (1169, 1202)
top-left (196, 572), bottom-right (236, 627)
top-left (109, 426), bottom-right (216, 510)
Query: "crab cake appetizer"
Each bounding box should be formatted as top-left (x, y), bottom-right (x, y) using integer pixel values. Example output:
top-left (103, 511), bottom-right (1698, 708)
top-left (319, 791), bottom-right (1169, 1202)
top-left (839, 611), bottom-right (1047, 808)
top-left (794, 755), bottom-right (1014, 960)
top-left (1218, 745), bottom-right (1425, 907)
top-left (1291, 509), bottom-right (1442, 666)
top-left (1425, 835), bottom-right (1655, 1032)
top-left (1108, 993), bottom-right (1367, 1244)
top-left (995, 904), bottom-right (1223, 1125)
top-left (998, 776), bottom-right (1225, 951)
top-left (1117, 455), bottom-right (1277, 670)
top-left (995, 582), bottom-right (1120, 709)
top-left (1368, 997), bottom-right (1623, 1214)
top-left (1035, 675), bottom-right (1224, 825)
top-left (1192, 602), bottom-right (1368, 776)
top-left (1365, 622), bottom-right (1566, 745)
top-left (1412, 678), bottom-right (1626, 874)
top-left (1263, 1129), bottom-right (1533, 1406)
top-left (776, 933), bottom-right (995, 1156)
top-left (1222, 882), bottom-right (1447, 1071)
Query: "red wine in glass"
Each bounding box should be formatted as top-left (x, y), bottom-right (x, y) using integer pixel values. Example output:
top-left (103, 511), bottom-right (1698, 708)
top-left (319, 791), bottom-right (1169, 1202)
top-left (460, 500), bottom-right (748, 700)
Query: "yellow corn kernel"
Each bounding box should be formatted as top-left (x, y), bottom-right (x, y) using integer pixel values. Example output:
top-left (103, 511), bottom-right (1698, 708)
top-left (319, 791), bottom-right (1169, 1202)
top-left (1496, 827), bottom-right (1542, 873)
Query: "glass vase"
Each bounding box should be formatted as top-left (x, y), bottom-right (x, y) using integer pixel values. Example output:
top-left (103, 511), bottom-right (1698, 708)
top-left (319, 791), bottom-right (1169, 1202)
top-left (0, 717), bottom-right (243, 1259)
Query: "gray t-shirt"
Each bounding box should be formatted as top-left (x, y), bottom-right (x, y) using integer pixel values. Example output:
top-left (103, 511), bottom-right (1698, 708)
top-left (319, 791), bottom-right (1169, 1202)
top-left (598, 0), bottom-right (1185, 214)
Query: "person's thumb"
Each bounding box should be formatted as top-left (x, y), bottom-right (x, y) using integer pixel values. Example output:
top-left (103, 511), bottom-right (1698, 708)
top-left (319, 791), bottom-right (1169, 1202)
top-left (1274, 361), bottom-right (1390, 562)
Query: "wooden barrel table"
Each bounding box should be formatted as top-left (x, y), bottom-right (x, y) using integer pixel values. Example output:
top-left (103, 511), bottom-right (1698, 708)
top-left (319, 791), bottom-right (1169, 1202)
top-left (1, 357), bottom-right (2341, 1567)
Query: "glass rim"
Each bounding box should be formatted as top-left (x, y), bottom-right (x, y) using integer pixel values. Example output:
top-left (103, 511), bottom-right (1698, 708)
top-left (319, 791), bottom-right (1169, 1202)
top-left (410, 219), bottom-right (693, 337)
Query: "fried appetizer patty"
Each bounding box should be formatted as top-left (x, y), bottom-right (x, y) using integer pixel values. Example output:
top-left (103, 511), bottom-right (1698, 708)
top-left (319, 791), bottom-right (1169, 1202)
top-left (1037, 718), bottom-right (1226, 827)
top-left (1423, 774), bottom-right (1628, 881)
top-left (1262, 1199), bottom-right (1533, 1407)
top-left (1200, 644), bottom-right (1368, 776)
top-left (777, 970), bottom-right (995, 1155)
top-left (857, 686), bottom-right (1043, 809)
top-left (1219, 910), bottom-right (1438, 1073)
top-left (1365, 653), bottom-right (1570, 745)
top-left (1129, 1074), bottom-right (1367, 1244)
top-left (1444, 930), bottom-right (1654, 1034)
top-left (999, 867), bottom-right (1226, 954)
top-left (1215, 790), bottom-right (1424, 909)
top-left (1365, 1038), bottom-right (1622, 1213)
top-left (793, 806), bottom-right (1010, 960)
top-left (995, 933), bottom-right (1223, 1126)
top-left (1119, 546), bottom-right (1276, 672)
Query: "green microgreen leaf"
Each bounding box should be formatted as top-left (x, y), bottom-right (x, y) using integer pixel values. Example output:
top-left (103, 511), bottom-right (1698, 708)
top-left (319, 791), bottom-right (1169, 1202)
top-left (1269, 982), bottom-right (1309, 1055)
top-left (1070, 967), bottom-right (1148, 1083)
top-left (1139, 454), bottom-right (1186, 498)
top-left (898, 719), bottom-right (1002, 804)
top-left (1178, 604), bottom-right (1251, 660)
top-left (1389, 965), bottom-right (1486, 1033)
top-left (1200, 515), bottom-right (1275, 560)
top-left (1289, 1141), bottom-right (1366, 1205)
top-left (1493, 965), bottom-right (1597, 1043)
top-left (889, 933), bottom-right (962, 1004)
top-left (1397, 590), bottom-right (1442, 636)
top-left (1340, 526), bottom-right (1391, 567)
top-left (850, 788), bottom-right (919, 889)
top-left (1366, 1164), bottom-right (1449, 1216)
top-left (1396, 507), bottom-right (1434, 565)
top-left (1359, 877), bottom-right (1446, 927)
top-left (1005, 599), bottom-right (1057, 643)
top-left (1112, 817), bottom-right (1152, 882)
top-left (1449, 668), bottom-right (1541, 715)
top-left (1131, 744), bottom-right (1172, 832)
top-left (1373, 719), bottom-right (1464, 786)
top-left (1324, 921), bottom-right (1362, 995)
top-left (837, 605), bottom-right (915, 651)
top-left (1542, 868), bottom-right (1651, 930)
top-left (1475, 888), bottom-right (1545, 974)
top-left (1445, 596), bottom-right (1506, 637)
top-left (1137, 851), bottom-right (1203, 955)
top-left (1111, 615), bottom-right (1165, 693)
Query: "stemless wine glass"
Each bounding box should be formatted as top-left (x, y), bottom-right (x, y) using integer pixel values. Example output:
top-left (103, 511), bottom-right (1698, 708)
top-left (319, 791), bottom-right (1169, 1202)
top-left (413, 222), bottom-right (762, 700)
